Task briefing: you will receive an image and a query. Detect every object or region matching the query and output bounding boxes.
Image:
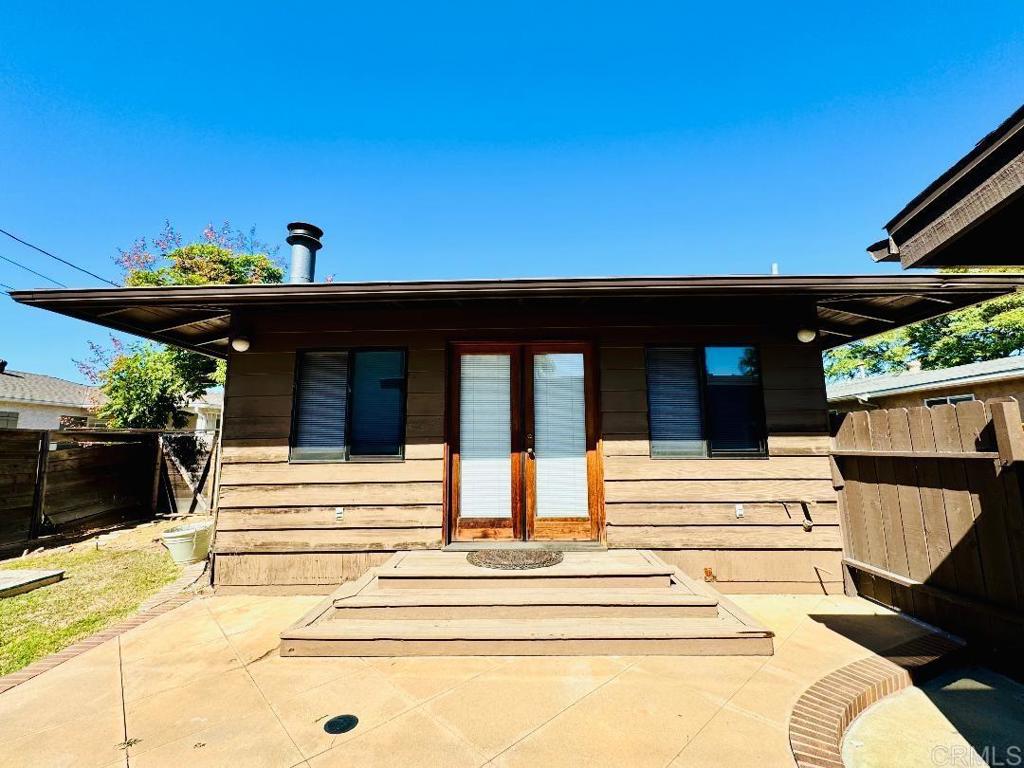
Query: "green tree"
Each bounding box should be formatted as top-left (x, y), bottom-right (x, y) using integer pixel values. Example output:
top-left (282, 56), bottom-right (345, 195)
top-left (76, 222), bottom-right (281, 428)
top-left (823, 268), bottom-right (1024, 381)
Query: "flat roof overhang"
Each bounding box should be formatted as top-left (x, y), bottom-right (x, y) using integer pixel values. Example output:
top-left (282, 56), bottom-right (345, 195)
top-left (869, 103), bottom-right (1024, 269)
top-left (10, 274), bottom-right (1024, 358)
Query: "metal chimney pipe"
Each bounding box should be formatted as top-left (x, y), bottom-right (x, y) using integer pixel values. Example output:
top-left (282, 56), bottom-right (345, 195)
top-left (286, 222), bottom-right (324, 283)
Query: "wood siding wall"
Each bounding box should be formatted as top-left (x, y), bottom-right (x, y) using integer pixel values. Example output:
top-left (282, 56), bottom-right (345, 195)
top-left (600, 343), bottom-right (841, 593)
top-left (215, 338), bottom-right (446, 587)
top-left (213, 302), bottom-right (840, 590)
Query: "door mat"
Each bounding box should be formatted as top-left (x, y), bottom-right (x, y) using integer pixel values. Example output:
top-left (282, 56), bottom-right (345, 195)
top-left (466, 550), bottom-right (564, 570)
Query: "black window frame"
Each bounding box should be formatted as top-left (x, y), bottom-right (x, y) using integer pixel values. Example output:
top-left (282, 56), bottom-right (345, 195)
top-left (289, 346), bottom-right (408, 464)
top-left (645, 344), bottom-right (768, 460)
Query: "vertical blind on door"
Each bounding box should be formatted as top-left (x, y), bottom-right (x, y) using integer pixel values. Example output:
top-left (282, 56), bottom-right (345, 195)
top-left (459, 354), bottom-right (513, 518)
top-left (533, 353), bottom-right (589, 518)
top-left (291, 349), bottom-right (406, 461)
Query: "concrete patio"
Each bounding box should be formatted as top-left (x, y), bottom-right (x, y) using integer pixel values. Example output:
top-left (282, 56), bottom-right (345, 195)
top-left (0, 591), bottom-right (939, 768)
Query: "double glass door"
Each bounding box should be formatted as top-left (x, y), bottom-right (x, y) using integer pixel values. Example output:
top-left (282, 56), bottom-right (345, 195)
top-left (449, 342), bottom-right (601, 542)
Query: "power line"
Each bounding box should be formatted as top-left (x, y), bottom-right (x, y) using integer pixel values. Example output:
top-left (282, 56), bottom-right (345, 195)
top-left (0, 281), bottom-right (15, 291)
top-left (0, 227), bottom-right (119, 287)
top-left (0, 252), bottom-right (67, 287)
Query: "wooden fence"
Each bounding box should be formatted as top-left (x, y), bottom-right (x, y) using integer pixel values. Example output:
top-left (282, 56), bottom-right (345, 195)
top-left (0, 429), bottom-right (162, 556)
top-left (831, 399), bottom-right (1024, 656)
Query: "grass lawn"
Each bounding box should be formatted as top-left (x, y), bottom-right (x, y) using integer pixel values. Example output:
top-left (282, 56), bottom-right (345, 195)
top-left (0, 521), bottom-right (185, 676)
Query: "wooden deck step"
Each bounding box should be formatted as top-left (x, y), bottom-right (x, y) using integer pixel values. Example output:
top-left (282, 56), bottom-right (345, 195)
top-left (331, 587), bottom-right (719, 618)
top-left (281, 616), bottom-right (774, 656)
top-left (279, 550), bottom-right (775, 657)
top-left (375, 564), bottom-right (675, 590)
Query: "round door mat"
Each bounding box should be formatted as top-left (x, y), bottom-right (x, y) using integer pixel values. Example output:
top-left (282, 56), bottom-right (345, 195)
top-left (466, 550), bottom-right (564, 570)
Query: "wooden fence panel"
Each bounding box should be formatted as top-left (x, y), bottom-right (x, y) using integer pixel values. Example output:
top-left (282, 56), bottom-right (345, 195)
top-left (0, 430), bottom-right (45, 555)
top-left (833, 399), bottom-right (1024, 655)
top-left (40, 431), bottom-right (159, 529)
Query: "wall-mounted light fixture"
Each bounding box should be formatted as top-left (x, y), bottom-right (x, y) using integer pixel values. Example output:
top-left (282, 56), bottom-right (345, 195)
top-left (230, 336), bottom-right (251, 352)
top-left (796, 328), bottom-right (817, 343)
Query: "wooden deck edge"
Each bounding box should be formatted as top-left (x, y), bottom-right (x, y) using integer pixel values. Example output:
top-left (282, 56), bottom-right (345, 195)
top-left (787, 630), bottom-right (966, 768)
top-left (280, 636), bottom-right (775, 657)
top-left (281, 621), bottom-right (775, 642)
top-left (282, 556), bottom-right (396, 634)
top-left (642, 550), bottom-right (776, 638)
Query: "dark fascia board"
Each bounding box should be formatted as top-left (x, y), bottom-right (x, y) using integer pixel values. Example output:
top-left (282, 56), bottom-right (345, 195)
top-left (12, 274), bottom-right (1024, 359)
top-left (12, 273), bottom-right (1024, 307)
top-left (884, 102), bottom-right (1024, 233)
top-left (868, 103), bottom-right (1024, 267)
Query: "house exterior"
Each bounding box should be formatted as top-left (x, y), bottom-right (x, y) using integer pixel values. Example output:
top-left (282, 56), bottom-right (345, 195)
top-left (182, 389), bottom-right (223, 432)
top-left (828, 356), bottom-right (1024, 412)
top-left (14, 243), bottom-right (1024, 598)
top-left (0, 363), bottom-right (98, 430)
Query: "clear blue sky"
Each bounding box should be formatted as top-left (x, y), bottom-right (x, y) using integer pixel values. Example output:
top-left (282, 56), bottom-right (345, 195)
top-left (1, 2), bottom-right (1022, 382)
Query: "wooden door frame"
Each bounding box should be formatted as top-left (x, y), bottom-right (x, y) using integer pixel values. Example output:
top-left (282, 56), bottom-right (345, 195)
top-left (523, 342), bottom-right (604, 542)
top-left (443, 339), bottom-right (605, 545)
top-left (445, 342), bottom-right (524, 542)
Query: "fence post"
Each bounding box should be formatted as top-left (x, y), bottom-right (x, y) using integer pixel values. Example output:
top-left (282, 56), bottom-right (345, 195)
top-left (150, 433), bottom-right (163, 514)
top-left (28, 430), bottom-right (50, 541)
top-left (991, 400), bottom-right (1024, 465)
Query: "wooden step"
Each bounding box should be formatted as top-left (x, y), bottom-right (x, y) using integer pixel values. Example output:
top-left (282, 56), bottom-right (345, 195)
top-left (375, 564), bottom-right (675, 590)
top-left (331, 587), bottom-right (719, 618)
top-left (281, 616), bottom-right (774, 656)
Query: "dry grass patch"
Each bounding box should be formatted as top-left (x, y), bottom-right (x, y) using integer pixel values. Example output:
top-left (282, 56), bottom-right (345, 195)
top-left (0, 521), bottom-right (185, 676)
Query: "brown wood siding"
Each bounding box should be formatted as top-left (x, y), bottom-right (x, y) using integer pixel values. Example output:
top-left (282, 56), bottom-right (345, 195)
top-left (600, 342), bottom-right (840, 590)
top-left (214, 301), bottom-right (839, 589)
top-left (216, 340), bottom-right (447, 575)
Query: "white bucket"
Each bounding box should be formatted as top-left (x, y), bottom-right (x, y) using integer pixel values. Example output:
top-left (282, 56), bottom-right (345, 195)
top-left (161, 522), bottom-right (214, 565)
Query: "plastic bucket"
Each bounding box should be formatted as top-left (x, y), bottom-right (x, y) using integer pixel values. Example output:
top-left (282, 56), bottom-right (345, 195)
top-left (161, 522), bottom-right (214, 565)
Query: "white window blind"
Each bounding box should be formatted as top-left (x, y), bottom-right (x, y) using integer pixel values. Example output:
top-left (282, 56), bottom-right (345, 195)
top-left (292, 351), bottom-right (349, 461)
top-left (533, 353), bottom-right (589, 518)
top-left (459, 354), bottom-right (512, 518)
top-left (646, 348), bottom-right (705, 457)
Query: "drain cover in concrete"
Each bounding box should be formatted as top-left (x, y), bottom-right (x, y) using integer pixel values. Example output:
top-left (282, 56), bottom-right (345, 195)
top-left (0, 569), bottom-right (65, 598)
top-left (466, 550), bottom-right (564, 570)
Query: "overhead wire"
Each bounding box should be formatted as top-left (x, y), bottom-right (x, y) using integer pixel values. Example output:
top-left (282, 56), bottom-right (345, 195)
top-left (0, 252), bottom-right (67, 287)
top-left (0, 226), bottom-right (119, 287)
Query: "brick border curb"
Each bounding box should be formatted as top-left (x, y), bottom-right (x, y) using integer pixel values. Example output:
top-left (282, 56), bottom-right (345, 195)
top-left (0, 559), bottom-right (209, 695)
top-left (788, 632), bottom-right (966, 768)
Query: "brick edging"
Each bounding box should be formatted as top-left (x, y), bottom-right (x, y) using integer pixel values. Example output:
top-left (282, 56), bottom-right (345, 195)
top-left (0, 559), bottom-right (209, 695)
top-left (788, 632), bottom-right (965, 768)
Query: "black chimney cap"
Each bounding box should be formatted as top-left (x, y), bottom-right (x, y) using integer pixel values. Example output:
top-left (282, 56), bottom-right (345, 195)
top-left (286, 222), bottom-right (324, 248)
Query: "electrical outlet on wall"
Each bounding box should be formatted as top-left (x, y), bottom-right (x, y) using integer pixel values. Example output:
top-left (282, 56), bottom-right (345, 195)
top-left (735, 504), bottom-right (745, 519)
top-left (334, 507), bottom-right (345, 522)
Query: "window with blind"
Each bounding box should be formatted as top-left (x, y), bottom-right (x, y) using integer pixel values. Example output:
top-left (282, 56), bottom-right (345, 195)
top-left (646, 346), bottom-right (766, 458)
top-left (290, 349), bottom-right (407, 461)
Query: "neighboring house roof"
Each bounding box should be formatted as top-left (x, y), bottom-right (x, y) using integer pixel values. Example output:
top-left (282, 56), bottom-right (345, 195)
top-left (11, 274), bottom-right (1024, 358)
top-left (0, 369), bottom-right (99, 409)
top-left (827, 356), bottom-right (1024, 403)
top-left (185, 389), bottom-right (223, 413)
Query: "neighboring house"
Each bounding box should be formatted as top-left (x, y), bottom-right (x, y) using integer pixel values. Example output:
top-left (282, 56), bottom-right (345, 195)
top-left (0, 361), bottom-right (99, 430)
top-left (827, 356), bottom-right (1024, 412)
top-left (182, 389), bottom-right (223, 432)
top-left (13, 223), bottom-right (1024, 605)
